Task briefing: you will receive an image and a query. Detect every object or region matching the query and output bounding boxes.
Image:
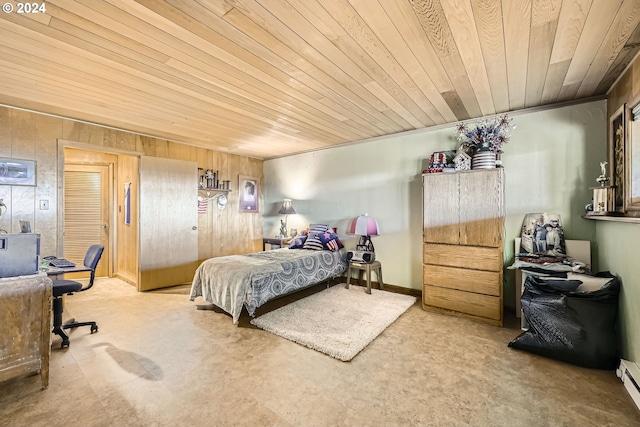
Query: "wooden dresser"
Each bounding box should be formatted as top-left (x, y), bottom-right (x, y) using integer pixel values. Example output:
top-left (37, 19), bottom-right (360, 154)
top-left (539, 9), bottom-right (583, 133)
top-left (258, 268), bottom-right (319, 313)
top-left (422, 168), bottom-right (505, 326)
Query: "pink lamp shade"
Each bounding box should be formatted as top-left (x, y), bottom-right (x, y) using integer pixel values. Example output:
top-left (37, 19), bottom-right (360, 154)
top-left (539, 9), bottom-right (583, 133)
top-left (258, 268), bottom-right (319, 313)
top-left (347, 214), bottom-right (380, 237)
top-left (348, 214), bottom-right (379, 252)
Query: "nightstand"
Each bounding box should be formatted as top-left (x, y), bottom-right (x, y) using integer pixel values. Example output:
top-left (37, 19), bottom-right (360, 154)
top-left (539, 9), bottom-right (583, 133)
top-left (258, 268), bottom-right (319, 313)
top-left (345, 260), bottom-right (383, 294)
top-left (263, 237), bottom-right (291, 251)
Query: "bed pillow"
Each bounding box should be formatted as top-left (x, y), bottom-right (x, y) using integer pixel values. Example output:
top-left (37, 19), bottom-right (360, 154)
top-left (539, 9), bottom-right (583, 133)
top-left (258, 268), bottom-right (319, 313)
top-left (288, 235), bottom-right (307, 249)
top-left (318, 230), bottom-right (344, 251)
top-left (309, 224), bottom-right (329, 233)
top-left (302, 233), bottom-right (324, 250)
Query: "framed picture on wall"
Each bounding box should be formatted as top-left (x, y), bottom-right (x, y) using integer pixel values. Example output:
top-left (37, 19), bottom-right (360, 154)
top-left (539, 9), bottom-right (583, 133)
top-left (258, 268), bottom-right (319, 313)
top-left (609, 105), bottom-right (625, 212)
top-left (0, 157), bottom-right (36, 186)
top-left (238, 175), bottom-right (259, 213)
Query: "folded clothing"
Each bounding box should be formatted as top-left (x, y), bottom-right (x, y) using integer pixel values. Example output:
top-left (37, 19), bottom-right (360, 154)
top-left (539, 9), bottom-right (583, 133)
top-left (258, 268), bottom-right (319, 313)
top-left (508, 257), bottom-right (586, 274)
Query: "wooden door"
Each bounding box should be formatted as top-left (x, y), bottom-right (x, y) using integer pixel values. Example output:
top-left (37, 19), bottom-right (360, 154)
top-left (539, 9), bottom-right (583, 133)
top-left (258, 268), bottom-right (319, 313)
top-left (138, 157), bottom-right (198, 291)
top-left (63, 164), bottom-right (111, 277)
top-left (423, 173), bottom-right (460, 244)
top-left (459, 169), bottom-right (504, 248)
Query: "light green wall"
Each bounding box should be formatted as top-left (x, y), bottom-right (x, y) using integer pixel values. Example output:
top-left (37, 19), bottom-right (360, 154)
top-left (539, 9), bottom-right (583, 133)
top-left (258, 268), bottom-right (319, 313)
top-left (264, 100), bottom-right (605, 310)
top-left (595, 222), bottom-right (640, 362)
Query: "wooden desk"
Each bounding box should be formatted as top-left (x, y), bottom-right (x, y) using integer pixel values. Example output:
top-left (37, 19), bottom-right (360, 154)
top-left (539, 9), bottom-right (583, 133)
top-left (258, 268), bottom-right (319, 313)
top-left (41, 265), bottom-right (91, 276)
top-left (0, 273), bottom-right (52, 389)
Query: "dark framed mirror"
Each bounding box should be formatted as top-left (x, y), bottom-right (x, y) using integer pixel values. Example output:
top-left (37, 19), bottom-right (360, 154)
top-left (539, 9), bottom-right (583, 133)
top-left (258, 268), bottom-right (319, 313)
top-left (609, 105), bottom-right (625, 212)
top-left (625, 94), bottom-right (640, 214)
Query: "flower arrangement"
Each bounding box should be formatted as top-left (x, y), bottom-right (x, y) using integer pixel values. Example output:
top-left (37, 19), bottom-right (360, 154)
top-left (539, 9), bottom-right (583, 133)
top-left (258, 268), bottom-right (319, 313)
top-left (455, 114), bottom-right (515, 154)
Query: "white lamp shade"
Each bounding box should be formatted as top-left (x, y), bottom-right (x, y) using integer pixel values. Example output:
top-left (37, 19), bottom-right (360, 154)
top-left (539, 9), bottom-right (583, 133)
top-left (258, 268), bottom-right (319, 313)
top-left (347, 214), bottom-right (380, 236)
top-left (278, 199), bottom-right (296, 215)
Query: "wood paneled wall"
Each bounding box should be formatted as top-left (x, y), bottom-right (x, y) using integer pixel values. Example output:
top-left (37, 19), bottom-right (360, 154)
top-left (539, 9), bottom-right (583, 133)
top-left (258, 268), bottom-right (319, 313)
top-left (116, 154), bottom-right (139, 285)
top-left (0, 105), bottom-right (264, 282)
top-left (0, 108), bottom-right (60, 256)
top-left (608, 57), bottom-right (640, 118)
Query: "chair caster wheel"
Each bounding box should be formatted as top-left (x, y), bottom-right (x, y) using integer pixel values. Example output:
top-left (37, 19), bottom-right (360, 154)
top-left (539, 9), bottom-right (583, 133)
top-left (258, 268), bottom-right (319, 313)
top-left (61, 340), bottom-right (70, 348)
top-left (91, 325), bottom-right (98, 334)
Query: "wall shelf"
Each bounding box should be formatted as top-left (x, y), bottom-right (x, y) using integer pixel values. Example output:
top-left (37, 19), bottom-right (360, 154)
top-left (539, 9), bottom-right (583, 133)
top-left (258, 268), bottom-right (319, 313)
top-left (198, 188), bottom-right (231, 204)
top-left (198, 168), bottom-right (230, 194)
top-left (198, 188), bottom-right (231, 196)
top-left (582, 215), bottom-right (640, 224)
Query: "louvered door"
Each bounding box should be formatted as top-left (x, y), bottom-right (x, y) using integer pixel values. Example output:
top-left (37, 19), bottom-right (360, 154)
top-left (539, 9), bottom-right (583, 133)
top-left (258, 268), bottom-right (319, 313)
top-left (63, 164), bottom-right (111, 278)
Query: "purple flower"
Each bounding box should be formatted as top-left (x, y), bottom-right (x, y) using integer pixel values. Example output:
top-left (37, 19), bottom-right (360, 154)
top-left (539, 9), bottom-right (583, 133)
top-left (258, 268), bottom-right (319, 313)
top-left (455, 114), bottom-right (514, 153)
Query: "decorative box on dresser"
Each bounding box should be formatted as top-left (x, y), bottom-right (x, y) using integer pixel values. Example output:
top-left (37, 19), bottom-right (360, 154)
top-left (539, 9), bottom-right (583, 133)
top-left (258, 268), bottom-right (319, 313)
top-left (422, 168), bottom-right (505, 326)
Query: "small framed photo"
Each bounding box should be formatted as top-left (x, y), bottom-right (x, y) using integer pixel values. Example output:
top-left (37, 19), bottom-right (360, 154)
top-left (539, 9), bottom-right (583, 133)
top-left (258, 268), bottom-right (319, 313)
top-left (238, 175), bottom-right (259, 213)
top-left (0, 157), bottom-right (36, 186)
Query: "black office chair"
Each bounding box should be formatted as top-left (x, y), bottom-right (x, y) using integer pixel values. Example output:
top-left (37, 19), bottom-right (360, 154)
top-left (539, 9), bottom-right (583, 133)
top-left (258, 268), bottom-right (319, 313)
top-left (51, 244), bottom-right (104, 348)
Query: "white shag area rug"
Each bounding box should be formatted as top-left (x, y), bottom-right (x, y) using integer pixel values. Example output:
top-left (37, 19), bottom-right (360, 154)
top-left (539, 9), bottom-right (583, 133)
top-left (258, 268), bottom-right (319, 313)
top-left (250, 284), bottom-right (417, 361)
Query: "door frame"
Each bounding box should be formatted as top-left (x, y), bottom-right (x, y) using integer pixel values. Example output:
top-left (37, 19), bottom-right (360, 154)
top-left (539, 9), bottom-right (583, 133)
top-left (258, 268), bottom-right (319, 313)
top-left (57, 140), bottom-right (142, 279)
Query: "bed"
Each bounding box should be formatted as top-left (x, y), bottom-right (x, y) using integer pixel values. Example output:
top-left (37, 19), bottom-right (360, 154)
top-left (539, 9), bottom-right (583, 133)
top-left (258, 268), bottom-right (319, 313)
top-left (189, 247), bottom-right (347, 323)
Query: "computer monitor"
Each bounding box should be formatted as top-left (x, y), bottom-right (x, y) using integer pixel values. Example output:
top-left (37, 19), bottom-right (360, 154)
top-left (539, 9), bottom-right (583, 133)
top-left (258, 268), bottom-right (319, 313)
top-left (19, 220), bottom-right (31, 233)
top-left (0, 233), bottom-right (40, 277)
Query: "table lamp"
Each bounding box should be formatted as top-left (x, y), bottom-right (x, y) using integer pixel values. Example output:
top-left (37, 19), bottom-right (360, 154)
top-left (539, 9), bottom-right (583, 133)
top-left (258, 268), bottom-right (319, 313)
top-left (278, 199), bottom-right (296, 237)
top-left (347, 213), bottom-right (380, 252)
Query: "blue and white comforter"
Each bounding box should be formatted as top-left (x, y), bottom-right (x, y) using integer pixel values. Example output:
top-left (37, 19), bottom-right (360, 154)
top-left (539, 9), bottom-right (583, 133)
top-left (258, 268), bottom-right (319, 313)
top-left (190, 248), bottom-right (347, 323)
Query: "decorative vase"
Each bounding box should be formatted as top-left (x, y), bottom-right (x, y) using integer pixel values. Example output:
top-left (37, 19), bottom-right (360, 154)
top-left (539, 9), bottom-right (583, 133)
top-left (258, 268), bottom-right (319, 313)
top-left (472, 148), bottom-right (496, 169)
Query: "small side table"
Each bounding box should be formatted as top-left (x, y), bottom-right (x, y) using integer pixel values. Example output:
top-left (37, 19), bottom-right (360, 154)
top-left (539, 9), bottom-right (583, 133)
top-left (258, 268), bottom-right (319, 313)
top-left (263, 237), bottom-right (291, 251)
top-left (345, 260), bottom-right (383, 294)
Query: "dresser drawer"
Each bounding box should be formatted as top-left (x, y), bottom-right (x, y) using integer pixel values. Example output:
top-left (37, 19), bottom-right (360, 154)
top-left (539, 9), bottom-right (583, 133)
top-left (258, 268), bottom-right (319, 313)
top-left (423, 285), bottom-right (501, 321)
top-left (423, 243), bottom-right (502, 272)
top-left (423, 264), bottom-right (501, 296)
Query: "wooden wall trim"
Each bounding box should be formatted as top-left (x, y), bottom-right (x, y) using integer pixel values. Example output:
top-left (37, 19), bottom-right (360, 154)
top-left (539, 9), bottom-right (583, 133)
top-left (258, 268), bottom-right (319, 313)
top-left (58, 139), bottom-right (144, 156)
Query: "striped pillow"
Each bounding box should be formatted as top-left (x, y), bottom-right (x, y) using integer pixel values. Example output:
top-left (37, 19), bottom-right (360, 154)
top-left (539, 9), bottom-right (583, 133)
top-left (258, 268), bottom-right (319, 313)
top-left (302, 233), bottom-right (324, 250)
top-left (309, 224), bottom-right (329, 233)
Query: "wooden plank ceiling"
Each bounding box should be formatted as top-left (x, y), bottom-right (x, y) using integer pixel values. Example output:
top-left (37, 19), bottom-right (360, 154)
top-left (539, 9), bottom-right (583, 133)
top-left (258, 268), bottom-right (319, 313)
top-left (1, 0), bottom-right (640, 159)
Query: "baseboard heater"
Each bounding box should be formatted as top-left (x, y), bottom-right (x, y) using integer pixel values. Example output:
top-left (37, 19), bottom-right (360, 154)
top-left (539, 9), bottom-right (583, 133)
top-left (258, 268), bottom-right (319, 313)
top-left (617, 359), bottom-right (640, 410)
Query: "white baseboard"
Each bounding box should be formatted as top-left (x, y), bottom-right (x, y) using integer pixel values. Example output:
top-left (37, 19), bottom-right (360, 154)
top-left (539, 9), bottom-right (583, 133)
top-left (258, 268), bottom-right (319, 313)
top-left (617, 359), bottom-right (640, 410)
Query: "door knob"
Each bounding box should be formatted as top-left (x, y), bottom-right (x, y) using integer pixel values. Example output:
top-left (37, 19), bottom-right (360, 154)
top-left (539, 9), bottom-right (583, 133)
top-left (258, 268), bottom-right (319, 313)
top-left (192, 226), bottom-right (198, 230)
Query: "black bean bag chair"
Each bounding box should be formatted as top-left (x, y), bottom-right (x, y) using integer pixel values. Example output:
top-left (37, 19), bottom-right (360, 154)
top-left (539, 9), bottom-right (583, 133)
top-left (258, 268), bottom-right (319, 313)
top-left (509, 272), bottom-right (620, 370)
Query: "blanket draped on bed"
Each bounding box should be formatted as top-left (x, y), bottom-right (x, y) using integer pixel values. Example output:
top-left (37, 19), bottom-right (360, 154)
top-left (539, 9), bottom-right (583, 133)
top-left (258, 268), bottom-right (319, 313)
top-left (190, 249), bottom-right (346, 323)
